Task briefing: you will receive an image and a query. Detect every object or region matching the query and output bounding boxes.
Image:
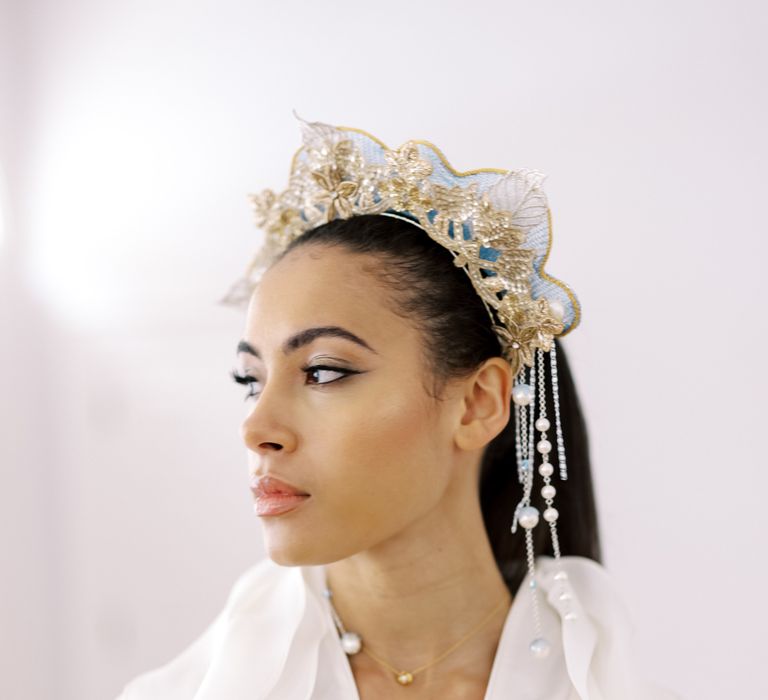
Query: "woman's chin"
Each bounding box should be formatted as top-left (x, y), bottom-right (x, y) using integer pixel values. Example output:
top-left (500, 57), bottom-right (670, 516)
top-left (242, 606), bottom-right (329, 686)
top-left (263, 535), bottom-right (326, 567)
top-left (266, 549), bottom-right (330, 568)
top-left (263, 533), bottom-right (358, 568)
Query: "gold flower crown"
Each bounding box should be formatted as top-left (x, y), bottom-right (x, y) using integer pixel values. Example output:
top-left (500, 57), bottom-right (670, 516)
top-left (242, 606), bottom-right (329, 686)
top-left (220, 115), bottom-right (580, 376)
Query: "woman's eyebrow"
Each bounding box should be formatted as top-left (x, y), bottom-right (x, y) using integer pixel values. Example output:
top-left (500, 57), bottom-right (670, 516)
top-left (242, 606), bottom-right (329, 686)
top-left (236, 326), bottom-right (378, 358)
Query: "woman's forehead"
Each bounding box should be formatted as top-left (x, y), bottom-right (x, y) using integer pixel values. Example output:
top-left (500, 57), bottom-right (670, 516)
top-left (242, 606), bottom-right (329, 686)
top-left (243, 246), bottom-right (409, 353)
top-left (270, 245), bottom-right (384, 291)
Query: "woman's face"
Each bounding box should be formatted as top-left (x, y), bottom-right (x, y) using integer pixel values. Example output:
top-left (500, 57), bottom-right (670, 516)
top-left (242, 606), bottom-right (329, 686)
top-left (236, 244), bottom-right (466, 566)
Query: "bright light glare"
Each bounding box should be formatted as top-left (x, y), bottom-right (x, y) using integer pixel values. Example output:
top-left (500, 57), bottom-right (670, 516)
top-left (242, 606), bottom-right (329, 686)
top-left (24, 80), bottom-right (181, 329)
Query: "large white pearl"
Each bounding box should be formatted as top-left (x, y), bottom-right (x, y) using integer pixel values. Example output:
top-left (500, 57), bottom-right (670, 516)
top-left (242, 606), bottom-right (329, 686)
top-left (548, 299), bottom-right (565, 321)
top-left (543, 507), bottom-right (559, 523)
top-left (537, 439), bottom-right (552, 455)
top-left (518, 506), bottom-right (540, 529)
top-left (535, 417), bottom-right (550, 432)
top-left (530, 637), bottom-right (551, 658)
top-left (538, 462), bottom-right (554, 477)
top-left (341, 631), bottom-right (362, 654)
top-left (541, 485), bottom-right (556, 500)
top-left (512, 384), bottom-right (533, 406)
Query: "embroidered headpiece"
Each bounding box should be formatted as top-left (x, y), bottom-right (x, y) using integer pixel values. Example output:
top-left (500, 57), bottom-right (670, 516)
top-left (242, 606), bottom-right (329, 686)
top-left (220, 115), bottom-right (580, 376)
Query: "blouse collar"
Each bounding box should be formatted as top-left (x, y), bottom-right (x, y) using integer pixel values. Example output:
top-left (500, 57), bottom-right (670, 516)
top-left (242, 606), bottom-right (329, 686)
top-left (192, 555), bottom-right (599, 700)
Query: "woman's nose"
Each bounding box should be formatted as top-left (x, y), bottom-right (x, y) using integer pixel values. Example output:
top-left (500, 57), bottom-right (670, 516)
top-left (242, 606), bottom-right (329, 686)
top-left (239, 390), bottom-right (297, 454)
top-left (240, 418), bottom-right (294, 453)
top-left (240, 428), bottom-right (282, 452)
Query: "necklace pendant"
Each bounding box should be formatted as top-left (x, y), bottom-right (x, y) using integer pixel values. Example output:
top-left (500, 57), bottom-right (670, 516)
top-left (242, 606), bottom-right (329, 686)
top-left (395, 671), bottom-right (414, 686)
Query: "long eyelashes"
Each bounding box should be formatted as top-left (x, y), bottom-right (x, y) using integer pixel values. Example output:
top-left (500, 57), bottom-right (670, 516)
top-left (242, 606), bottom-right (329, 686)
top-left (231, 369), bottom-right (261, 400)
top-left (230, 365), bottom-right (359, 401)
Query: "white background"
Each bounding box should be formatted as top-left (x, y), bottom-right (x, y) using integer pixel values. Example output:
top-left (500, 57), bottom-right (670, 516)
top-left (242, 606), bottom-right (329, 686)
top-left (1, 1), bottom-right (766, 698)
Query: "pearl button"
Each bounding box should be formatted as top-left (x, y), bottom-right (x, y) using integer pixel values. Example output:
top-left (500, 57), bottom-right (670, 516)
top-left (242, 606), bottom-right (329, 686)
top-left (529, 637), bottom-right (551, 658)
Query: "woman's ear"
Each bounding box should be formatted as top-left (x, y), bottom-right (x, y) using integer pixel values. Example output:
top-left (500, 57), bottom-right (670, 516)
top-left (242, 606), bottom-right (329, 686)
top-left (453, 357), bottom-right (512, 451)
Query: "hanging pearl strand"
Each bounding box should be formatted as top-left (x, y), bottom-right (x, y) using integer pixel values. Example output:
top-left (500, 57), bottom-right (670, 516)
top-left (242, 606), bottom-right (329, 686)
top-left (527, 363), bottom-right (536, 478)
top-left (513, 382), bottom-right (524, 485)
top-left (544, 342), bottom-right (574, 618)
top-left (510, 362), bottom-right (550, 658)
top-left (535, 348), bottom-right (561, 563)
top-left (550, 340), bottom-right (568, 481)
top-left (511, 364), bottom-right (536, 532)
top-left (512, 362), bottom-right (536, 493)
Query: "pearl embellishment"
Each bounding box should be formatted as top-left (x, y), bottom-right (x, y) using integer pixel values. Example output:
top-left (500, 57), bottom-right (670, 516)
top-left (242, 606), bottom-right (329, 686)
top-left (341, 631), bottom-right (362, 654)
top-left (539, 462), bottom-right (554, 477)
top-left (541, 484), bottom-right (556, 500)
top-left (548, 299), bottom-right (565, 320)
top-left (512, 384), bottom-right (533, 406)
top-left (543, 507), bottom-right (559, 523)
top-left (536, 439), bottom-right (552, 454)
top-left (529, 637), bottom-right (551, 658)
top-left (518, 506), bottom-right (540, 529)
top-left (534, 417), bottom-right (550, 432)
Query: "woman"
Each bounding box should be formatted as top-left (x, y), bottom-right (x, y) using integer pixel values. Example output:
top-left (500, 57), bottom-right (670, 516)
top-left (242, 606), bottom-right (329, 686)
top-left (117, 118), bottom-right (676, 699)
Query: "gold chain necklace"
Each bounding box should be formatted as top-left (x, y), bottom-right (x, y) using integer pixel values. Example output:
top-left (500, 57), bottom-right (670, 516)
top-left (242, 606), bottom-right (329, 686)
top-left (324, 588), bottom-right (511, 686)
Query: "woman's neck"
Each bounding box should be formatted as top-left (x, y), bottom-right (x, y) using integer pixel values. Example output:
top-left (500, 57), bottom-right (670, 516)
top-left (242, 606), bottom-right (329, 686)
top-left (323, 485), bottom-right (512, 691)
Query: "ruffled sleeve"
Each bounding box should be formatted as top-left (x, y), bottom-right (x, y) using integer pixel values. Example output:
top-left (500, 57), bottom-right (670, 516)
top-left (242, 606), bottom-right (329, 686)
top-left (116, 607), bottom-right (227, 700)
top-left (537, 556), bottom-right (681, 700)
top-left (116, 558), bottom-right (333, 700)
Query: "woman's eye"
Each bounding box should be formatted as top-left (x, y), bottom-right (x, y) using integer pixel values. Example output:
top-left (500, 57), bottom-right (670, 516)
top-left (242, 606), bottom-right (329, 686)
top-left (303, 365), bottom-right (353, 386)
top-left (230, 365), bottom-right (357, 401)
top-left (231, 369), bottom-right (263, 401)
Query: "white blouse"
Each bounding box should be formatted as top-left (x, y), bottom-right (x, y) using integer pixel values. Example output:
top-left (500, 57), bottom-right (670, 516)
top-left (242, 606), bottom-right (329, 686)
top-left (117, 555), bottom-right (678, 699)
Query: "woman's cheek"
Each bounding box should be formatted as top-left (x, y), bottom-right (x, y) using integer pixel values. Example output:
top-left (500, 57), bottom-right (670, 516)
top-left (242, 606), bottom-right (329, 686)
top-left (309, 376), bottom-right (440, 514)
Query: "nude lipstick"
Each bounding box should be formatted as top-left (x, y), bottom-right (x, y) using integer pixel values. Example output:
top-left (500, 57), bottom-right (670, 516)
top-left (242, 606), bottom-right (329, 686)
top-left (251, 474), bottom-right (310, 517)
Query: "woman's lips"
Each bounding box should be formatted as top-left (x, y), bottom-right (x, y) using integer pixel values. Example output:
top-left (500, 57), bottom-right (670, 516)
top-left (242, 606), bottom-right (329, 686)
top-left (251, 474), bottom-right (310, 517)
top-left (251, 474), bottom-right (309, 497)
top-left (253, 493), bottom-right (310, 517)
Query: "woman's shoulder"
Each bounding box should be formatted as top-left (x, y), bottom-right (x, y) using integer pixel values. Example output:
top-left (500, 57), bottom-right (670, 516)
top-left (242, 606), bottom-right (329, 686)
top-left (115, 557), bottom-right (298, 700)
